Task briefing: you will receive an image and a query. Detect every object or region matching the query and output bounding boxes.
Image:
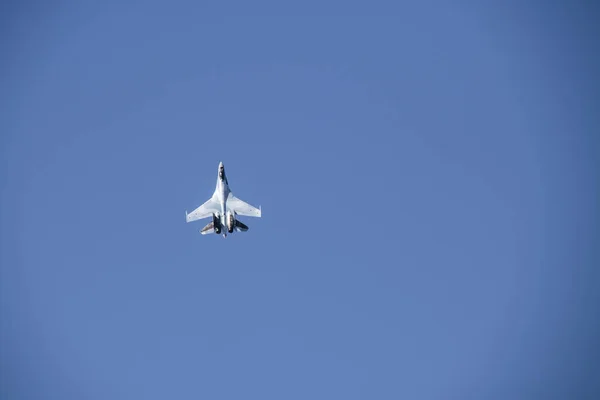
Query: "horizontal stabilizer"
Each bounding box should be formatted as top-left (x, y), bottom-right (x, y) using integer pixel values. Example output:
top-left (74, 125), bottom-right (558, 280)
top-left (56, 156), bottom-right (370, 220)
top-left (200, 221), bottom-right (215, 235)
top-left (235, 220), bottom-right (249, 232)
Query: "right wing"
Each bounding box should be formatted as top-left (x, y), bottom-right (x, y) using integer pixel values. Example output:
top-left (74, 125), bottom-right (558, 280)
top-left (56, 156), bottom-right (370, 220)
top-left (227, 194), bottom-right (262, 217)
top-left (186, 196), bottom-right (220, 223)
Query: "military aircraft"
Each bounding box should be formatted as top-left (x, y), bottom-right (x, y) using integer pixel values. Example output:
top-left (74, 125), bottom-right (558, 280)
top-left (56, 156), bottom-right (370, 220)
top-left (185, 162), bottom-right (261, 237)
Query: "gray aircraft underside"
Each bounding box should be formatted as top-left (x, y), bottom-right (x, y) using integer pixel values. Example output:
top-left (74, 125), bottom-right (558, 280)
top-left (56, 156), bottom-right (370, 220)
top-left (185, 162), bottom-right (261, 237)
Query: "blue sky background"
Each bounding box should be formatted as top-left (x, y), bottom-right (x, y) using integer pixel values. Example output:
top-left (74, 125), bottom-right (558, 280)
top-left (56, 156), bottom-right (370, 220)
top-left (1, 2), bottom-right (599, 399)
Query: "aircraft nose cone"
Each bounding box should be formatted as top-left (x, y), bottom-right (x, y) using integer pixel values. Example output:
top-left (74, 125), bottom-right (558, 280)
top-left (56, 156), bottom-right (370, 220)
top-left (219, 162), bottom-right (224, 168)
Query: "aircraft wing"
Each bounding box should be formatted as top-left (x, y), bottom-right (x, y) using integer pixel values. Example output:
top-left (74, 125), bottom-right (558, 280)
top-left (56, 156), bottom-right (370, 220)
top-left (227, 194), bottom-right (261, 217)
top-left (186, 196), bottom-right (220, 223)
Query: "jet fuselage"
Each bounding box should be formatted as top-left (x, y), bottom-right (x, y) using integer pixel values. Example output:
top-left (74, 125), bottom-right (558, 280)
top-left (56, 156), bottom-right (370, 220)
top-left (216, 162), bottom-right (231, 237)
top-left (185, 161), bottom-right (260, 237)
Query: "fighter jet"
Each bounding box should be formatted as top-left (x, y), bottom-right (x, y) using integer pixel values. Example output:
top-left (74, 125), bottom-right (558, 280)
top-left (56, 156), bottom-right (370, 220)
top-left (185, 162), bottom-right (261, 238)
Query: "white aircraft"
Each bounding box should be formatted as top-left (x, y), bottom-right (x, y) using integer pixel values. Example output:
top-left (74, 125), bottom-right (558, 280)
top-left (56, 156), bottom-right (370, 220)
top-left (185, 162), bottom-right (261, 238)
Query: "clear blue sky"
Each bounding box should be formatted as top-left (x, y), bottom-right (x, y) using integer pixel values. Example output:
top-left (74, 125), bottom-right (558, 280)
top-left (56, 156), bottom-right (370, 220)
top-left (1, 2), bottom-right (599, 399)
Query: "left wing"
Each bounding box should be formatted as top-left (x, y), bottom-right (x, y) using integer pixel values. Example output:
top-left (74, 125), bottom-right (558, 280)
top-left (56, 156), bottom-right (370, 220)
top-left (186, 196), bottom-right (220, 223)
top-left (227, 194), bottom-right (261, 217)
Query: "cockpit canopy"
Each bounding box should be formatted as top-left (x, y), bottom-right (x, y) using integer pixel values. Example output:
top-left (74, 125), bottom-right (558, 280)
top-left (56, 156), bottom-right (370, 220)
top-left (218, 166), bottom-right (227, 183)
